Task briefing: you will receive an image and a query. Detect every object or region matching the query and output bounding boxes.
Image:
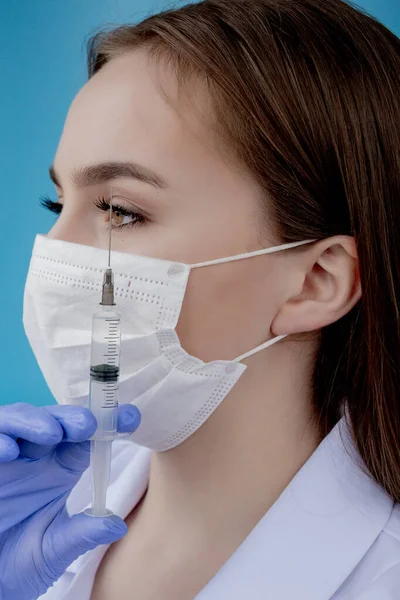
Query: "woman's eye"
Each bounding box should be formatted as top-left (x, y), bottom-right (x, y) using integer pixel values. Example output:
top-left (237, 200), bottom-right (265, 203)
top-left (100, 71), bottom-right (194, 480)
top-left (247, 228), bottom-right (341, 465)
top-left (108, 209), bottom-right (139, 228)
top-left (94, 197), bottom-right (147, 230)
top-left (40, 195), bottom-right (147, 230)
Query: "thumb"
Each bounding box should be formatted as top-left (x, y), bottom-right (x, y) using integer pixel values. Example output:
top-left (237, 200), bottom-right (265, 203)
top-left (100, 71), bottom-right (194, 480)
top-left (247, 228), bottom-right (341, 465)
top-left (43, 510), bottom-right (128, 578)
top-left (54, 440), bottom-right (92, 475)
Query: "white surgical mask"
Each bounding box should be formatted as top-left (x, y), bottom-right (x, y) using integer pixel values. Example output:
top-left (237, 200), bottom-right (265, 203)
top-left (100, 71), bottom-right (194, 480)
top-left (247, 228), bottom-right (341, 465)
top-left (23, 234), bottom-right (314, 451)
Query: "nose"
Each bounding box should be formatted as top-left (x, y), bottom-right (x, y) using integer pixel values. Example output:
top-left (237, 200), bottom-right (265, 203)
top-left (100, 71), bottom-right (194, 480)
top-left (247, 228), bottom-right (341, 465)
top-left (48, 215), bottom-right (80, 243)
top-left (47, 205), bottom-right (95, 246)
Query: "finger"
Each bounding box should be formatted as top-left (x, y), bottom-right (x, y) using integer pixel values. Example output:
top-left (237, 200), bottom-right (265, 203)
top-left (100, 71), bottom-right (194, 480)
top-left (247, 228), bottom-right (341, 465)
top-left (43, 405), bottom-right (97, 442)
top-left (53, 405), bottom-right (140, 471)
top-left (17, 441), bottom-right (58, 460)
top-left (0, 403), bottom-right (63, 446)
top-left (43, 510), bottom-right (128, 579)
top-left (54, 440), bottom-right (91, 474)
top-left (117, 404), bottom-right (141, 434)
top-left (0, 433), bottom-right (19, 462)
top-left (18, 406), bottom-right (97, 459)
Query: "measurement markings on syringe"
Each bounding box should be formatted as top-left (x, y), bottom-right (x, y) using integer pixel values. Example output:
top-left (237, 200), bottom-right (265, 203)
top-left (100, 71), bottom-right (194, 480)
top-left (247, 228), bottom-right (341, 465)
top-left (103, 319), bottom-right (121, 365)
top-left (101, 383), bottom-right (118, 408)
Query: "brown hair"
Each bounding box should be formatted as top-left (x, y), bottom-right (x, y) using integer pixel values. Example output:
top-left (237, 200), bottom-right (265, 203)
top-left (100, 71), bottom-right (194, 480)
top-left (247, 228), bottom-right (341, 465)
top-left (87, 0), bottom-right (400, 499)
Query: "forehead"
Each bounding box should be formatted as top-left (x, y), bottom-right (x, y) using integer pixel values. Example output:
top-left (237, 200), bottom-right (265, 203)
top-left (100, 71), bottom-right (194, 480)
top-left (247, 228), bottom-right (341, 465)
top-left (54, 48), bottom-right (216, 179)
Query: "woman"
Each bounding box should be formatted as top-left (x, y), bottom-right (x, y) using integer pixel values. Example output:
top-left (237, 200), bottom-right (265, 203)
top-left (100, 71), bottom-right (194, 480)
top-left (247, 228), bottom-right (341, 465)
top-left (1, 0), bottom-right (399, 598)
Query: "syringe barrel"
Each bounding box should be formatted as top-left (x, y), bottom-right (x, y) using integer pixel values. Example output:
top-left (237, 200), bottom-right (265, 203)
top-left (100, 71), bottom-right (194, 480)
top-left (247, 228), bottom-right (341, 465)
top-left (89, 307), bottom-right (121, 441)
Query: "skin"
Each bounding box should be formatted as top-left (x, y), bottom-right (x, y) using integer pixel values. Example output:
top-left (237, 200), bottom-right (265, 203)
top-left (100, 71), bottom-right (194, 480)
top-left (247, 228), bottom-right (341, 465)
top-left (48, 48), bottom-right (361, 600)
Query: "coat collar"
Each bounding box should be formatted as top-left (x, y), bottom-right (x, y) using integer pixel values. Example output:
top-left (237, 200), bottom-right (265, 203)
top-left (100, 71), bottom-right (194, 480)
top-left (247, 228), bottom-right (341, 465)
top-left (63, 417), bottom-right (394, 600)
top-left (196, 417), bottom-right (394, 599)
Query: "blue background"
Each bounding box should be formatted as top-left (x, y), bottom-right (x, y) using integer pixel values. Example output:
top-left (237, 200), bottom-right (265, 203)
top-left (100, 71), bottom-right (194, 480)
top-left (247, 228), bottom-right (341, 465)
top-left (1, 0), bottom-right (399, 407)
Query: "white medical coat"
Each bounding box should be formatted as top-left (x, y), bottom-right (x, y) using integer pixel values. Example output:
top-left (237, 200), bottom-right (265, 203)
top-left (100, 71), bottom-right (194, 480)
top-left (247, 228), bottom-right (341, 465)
top-left (40, 417), bottom-right (400, 599)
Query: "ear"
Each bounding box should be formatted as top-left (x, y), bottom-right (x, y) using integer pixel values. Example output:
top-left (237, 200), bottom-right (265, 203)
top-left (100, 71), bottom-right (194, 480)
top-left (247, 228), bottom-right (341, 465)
top-left (271, 236), bottom-right (362, 335)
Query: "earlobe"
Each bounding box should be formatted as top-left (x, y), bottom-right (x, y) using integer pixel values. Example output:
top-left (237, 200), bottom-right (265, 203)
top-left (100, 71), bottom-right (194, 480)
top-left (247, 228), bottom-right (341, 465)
top-left (271, 236), bottom-right (361, 336)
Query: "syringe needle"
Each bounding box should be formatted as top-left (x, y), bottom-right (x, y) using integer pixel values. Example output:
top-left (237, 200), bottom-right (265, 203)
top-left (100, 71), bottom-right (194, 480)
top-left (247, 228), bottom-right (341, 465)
top-left (108, 188), bottom-right (113, 269)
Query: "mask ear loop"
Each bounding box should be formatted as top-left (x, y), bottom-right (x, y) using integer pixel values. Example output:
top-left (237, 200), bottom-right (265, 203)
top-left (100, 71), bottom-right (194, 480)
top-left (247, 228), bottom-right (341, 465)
top-left (190, 239), bottom-right (316, 269)
top-left (234, 333), bottom-right (288, 363)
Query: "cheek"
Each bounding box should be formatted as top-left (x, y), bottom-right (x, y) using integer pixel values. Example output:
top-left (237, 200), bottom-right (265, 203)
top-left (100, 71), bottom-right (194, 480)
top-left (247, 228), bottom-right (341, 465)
top-left (175, 260), bottom-right (278, 362)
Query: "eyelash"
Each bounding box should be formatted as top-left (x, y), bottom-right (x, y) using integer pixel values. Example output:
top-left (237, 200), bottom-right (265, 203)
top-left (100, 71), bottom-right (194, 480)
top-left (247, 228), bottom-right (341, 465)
top-left (40, 195), bottom-right (147, 230)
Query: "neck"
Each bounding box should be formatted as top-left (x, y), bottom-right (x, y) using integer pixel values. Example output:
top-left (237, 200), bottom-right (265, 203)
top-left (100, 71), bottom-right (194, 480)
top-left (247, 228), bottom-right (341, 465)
top-left (140, 338), bottom-right (321, 546)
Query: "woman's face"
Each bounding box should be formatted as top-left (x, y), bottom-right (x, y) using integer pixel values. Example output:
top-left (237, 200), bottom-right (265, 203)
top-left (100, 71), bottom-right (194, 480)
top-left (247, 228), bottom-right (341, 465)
top-left (49, 48), bottom-right (291, 362)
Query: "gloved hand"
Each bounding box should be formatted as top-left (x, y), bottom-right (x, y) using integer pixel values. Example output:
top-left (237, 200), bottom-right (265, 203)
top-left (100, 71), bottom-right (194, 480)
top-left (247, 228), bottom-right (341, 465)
top-left (0, 402), bottom-right (141, 600)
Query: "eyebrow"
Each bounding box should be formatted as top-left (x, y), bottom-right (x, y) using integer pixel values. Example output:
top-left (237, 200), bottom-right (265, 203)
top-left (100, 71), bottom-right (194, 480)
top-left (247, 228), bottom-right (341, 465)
top-left (49, 161), bottom-right (168, 190)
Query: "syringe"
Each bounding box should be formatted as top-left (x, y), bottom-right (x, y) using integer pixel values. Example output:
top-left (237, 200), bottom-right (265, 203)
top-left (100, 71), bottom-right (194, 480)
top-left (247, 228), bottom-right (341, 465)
top-left (84, 193), bottom-right (121, 518)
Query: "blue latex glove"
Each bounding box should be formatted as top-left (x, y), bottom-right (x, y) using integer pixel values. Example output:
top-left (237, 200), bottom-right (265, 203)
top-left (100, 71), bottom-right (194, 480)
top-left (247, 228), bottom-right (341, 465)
top-left (0, 402), bottom-right (141, 600)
